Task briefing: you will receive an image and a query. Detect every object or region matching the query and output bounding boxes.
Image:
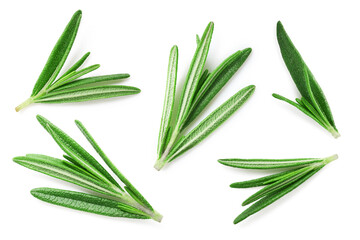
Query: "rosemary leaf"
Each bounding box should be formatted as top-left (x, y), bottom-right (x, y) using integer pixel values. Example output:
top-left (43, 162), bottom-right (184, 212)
top-left (31, 10), bottom-right (82, 96)
top-left (157, 45), bottom-right (178, 158)
top-left (15, 10), bottom-right (139, 112)
top-left (183, 48), bottom-right (252, 128)
top-left (13, 156), bottom-right (119, 197)
top-left (75, 120), bottom-right (154, 211)
top-left (218, 157), bottom-right (323, 169)
top-left (36, 85), bottom-right (140, 103)
top-left (155, 22), bottom-right (255, 170)
top-left (176, 22), bottom-right (214, 129)
top-left (274, 21), bottom-right (339, 138)
top-left (31, 188), bottom-right (150, 219)
top-left (53, 74), bottom-right (130, 92)
top-left (233, 167), bottom-right (323, 224)
top-left (14, 115), bottom-right (162, 222)
top-left (165, 85), bottom-right (255, 164)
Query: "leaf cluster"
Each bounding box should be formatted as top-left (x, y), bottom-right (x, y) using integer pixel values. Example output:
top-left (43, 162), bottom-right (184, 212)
top-left (273, 21), bottom-right (339, 138)
top-left (155, 22), bottom-right (255, 170)
top-left (218, 154), bottom-right (337, 224)
top-left (14, 115), bottom-right (162, 222)
top-left (15, 10), bottom-right (140, 112)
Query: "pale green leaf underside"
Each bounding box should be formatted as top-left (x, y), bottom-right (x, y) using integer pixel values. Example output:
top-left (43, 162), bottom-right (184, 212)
top-left (36, 85), bottom-right (140, 103)
top-left (167, 85), bottom-right (255, 162)
top-left (157, 45), bottom-right (178, 158)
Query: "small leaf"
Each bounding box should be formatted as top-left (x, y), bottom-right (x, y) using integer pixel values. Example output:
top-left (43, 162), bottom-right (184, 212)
top-left (31, 10), bottom-right (82, 96)
top-left (242, 166), bottom-right (313, 206)
top-left (75, 120), bottom-right (154, 211)
top-left (31, 188), bottom-right (150, 219)
top-left (61, 52), bottom-right (90, 77)
top-left (218, 157), bottom-right (323, 169)
top-left (229, 169), bottom-right (297, 188)
top-left (276, 21), bottom-right (338, 137)
top-left (183, 48), bottom-right (252, 128)
top-left (233, 167), bottom-right (323, 224)
top-left (157, 46), bottom-right (178, 158)
top-left (49, 64), bottom-right (100, 91)
top-left (272, 93), bottom-right (327, 129)
top-left (176, 22), bottom-right (214, 129)
top-left (36, 115), bottom-right (122, 189)
top-left (14, 156), bottom-right (118, 196)
top-left (167, 85), bottom-right (255, 162)
top-left (36, 85), bottom-right (140, 103)
top-left (53, 74), bottom-right (130, 92)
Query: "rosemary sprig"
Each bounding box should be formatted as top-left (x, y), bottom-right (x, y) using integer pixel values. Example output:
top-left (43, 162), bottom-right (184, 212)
top-left (218, 154), bottom-right (337, 224)
top-left (273, 21), bottom-right (339, 138)
top-left (15, 10), bottom-right (140, 112)
top-left (155, 22), bottom-right (255, 170)
top-left (14, 115), bottom-right (162, 222)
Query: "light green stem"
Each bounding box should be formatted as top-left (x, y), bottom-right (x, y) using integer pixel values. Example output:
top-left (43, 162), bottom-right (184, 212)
top-left (154, 129), bottom-right (180, 171)
top-left (15, 97), bottom-right (34, 112)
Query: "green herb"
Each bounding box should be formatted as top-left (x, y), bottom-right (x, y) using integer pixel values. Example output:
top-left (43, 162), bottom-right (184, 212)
top-left (273, 21), bottom-right (339, 138)
top-left (155, 22), bottom-right (255, 170)
top-left (14, 115), bottom-right (162, 222)
top-left (218, 154), bottom-right (337, 224)
top-left (15, 10), bottom-right (140, 112)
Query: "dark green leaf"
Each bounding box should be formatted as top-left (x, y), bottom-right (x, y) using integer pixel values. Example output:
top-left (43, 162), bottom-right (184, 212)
top-left (31, 10), bottom-right (82, 96)
top-left (31, 188), bottom-right (150, 219)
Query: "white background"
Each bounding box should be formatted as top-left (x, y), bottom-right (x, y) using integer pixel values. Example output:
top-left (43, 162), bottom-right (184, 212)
top-left (1, 0), bottom-right (359, 239)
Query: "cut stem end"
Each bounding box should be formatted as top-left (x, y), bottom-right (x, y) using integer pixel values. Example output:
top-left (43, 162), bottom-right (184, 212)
top-left (328, 126), bottom-right (340, 139)
top-left (15, 97), bottom-right (34, 112)
top-left (154, 158), bottom-right (166, 171)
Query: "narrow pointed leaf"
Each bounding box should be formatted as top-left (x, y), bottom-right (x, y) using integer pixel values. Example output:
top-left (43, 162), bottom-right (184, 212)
top-left (233, 167), bottom-right (323, 224)
top-left (49, 64), bottom-right (100, 91)
top-left (36, 115), bottom-right (122, 189)
top-left (61, 52), bottom-right (90, 77)
top-left (242, 166), bottom-right (313, 206)
top-left (36, 85), bottom-right (140, 103)
top-left (272, 93), bottom-right (327, 129)
top-left (195, 69), bottom-right (210, 94)
top-left (53, 73), bottom-right (130, 92)
top-left (157, 46), bottom-right (178, 158)
top-left (13, 156), bottom-right (118, 196)
top-left (32, 10), bottom-right (82, 96)
top-left (31, 188), bottom-right (150, 219)
top-left (75, 120), bottom-right (153, 211)
top-left (167, 85), bottom-right (255, 162)
top-left (276, 21), bottom-right (337, 133)
top-left (183, 48), bottom-right (252, 128)
top-left (229, 169), bottom-right (298, 188)
top-left (176, 22), bottom-right (214, 128)
top-left (218, 157), bottom-right (323, 169)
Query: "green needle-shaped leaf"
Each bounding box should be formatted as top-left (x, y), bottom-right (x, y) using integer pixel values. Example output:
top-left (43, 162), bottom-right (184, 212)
top-left (75, 120), bottom-right (154, 211)
top-left (230, 169), bottom-right (298, 188)
top-left (176, 22), bottom-right (214, 129)
top-left (36, 85), bottom-right (140, 103)
top-left (31, 188), bottom-right (150, 219)
top-left (233, 167), bottom-right (323, 224)
top-left (15, 10), bottom-right (140, 112)
top-left (218, 157), bottom-right (323, 169)
top-left (49, 64), bottom-right (100, 91)
top-left (53, 74), bottom-right (130, 92)
top-left (183, 48), bottom-right (252, 129)
top-left (167, 85), bottom-right (255, 162)
top-left (36, 115), bottom-right (122, 189)
top-left (241, 166), bottom-right (313, 206)
top-left (157, 46), bottom-right (178, 158)
top-left (275, 21), bottom-right (339, 138)
top-left (61, 52), bottom-right (91, 77)
top-left (13, 156), bottom-right (118, 197)
top-left (32, 10), bottom-right (82, 96)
